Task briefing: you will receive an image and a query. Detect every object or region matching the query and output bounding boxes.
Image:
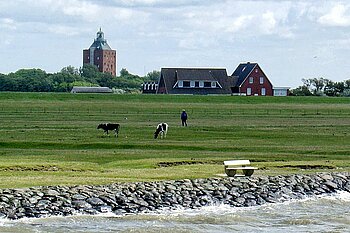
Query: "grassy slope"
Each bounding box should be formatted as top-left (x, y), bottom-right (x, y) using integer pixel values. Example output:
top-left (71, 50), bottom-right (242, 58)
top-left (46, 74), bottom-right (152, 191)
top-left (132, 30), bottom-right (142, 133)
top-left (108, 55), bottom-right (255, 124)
top-left (0, 92), bottom-right (349, 188)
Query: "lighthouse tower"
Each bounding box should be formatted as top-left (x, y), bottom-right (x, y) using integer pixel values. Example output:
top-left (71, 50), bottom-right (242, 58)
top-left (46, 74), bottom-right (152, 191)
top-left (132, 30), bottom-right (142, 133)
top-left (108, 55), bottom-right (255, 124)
top-left (83, 28), bottom-right (117, 76)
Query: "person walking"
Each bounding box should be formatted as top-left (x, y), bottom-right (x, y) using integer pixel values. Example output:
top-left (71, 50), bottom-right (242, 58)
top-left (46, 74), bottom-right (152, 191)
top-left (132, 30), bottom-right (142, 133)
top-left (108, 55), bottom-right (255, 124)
top-left (181, 109), bottom-right (188, 126)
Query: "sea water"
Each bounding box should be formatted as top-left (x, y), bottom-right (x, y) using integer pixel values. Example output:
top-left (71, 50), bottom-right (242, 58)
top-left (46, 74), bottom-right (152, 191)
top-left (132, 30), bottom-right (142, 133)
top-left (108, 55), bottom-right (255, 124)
top-left (1, 191), bottom-right (349, 233)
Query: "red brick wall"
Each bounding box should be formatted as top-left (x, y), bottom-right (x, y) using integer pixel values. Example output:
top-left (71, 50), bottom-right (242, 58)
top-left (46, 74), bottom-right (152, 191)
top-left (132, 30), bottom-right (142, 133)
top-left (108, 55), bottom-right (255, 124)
top-left (156, 76), bottom-right (167, 94)
top-left (101, 50), bottom-right (116, 76)
top-left (83, 50), bottom-right (90, 64)
top-left (83, 49), bottom-right (117, 76)
top-left (240, 65), bottom-right (273, 96)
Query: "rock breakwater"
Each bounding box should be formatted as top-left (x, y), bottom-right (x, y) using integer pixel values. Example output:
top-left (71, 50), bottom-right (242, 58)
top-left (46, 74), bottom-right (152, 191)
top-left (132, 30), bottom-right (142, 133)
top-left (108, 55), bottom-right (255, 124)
top-left (0, 172), bottom-right (349, 220)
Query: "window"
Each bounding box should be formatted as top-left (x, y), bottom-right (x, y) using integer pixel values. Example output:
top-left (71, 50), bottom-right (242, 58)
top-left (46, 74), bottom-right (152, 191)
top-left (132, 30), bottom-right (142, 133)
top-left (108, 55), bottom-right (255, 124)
top-left (190, 81), bottom-right (195, 88)
top-left (247, 88), bottom-right (252, 96)
top-left (211, 82), bottom-right (216, 88)
top-left (260, 77), bottom-right (264, 84)
top-left (178, 80), bottom-right (183, 88)
top-left (183, 81), bottom-right (190, 87)
top-left (199, 81), bottom-right (204, 88)
top-left (249, 77), bottom-right (253, 84)
top-left (204, 82), bottom-right (211, 88)
top-left (261, 88), bottom-right (266, 96)
top-left (255, 69), bottom-right (258, 73)
top-left (195, 81), bottom-right (199, 87)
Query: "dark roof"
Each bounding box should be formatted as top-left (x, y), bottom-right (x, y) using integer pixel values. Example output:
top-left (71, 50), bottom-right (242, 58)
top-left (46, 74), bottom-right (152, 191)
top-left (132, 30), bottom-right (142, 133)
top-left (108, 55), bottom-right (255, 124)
top-left (177, 69), bottom-right (216, 81)
top-left (88, 28), bottom-right (112, 50)
top-left (71, 86), bottom-right (112, 93)
top-left (158, 68), bottom-right (233, 95)
top-left (231, 62), bottom-right (257, 86)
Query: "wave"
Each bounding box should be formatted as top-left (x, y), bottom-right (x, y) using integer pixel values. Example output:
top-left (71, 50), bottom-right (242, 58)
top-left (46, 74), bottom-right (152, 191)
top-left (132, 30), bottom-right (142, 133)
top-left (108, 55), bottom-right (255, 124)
top-left (1, 191), bottom-right (349, 223)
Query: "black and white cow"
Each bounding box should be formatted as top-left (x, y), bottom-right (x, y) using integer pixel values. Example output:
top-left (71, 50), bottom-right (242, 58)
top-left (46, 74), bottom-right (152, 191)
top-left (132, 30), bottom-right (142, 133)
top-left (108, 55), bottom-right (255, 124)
top-left (154, 123), bottom-right (168, 139)
top-left (97, 123), bottom-right (120, 137)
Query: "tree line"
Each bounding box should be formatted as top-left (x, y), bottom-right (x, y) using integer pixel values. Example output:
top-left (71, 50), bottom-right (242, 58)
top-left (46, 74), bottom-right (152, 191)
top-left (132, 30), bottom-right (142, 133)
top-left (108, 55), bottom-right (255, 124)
top-left (0, 64), bottom-right (160, 93)
top-left (290, 78), bottom-right (350, 97)
top-left (1, 66), bottom-right (349, 96)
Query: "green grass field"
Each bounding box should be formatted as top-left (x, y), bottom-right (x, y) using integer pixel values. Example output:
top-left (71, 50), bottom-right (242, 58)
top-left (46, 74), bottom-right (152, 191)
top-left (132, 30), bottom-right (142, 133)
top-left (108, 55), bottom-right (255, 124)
top-left (0, 92), bottom-right (349, 188)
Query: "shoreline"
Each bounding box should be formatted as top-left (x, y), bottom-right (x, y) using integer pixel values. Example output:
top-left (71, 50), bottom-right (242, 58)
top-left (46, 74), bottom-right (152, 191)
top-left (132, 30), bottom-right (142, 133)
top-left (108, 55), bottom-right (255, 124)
top-left (0, 172), bottom-right (349, 220)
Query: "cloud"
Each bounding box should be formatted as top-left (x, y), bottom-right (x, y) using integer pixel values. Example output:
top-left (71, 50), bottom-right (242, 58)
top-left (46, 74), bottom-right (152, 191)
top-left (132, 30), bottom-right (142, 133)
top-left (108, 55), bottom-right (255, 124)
top-left (84, 0), bottom-right (218, 8)
top-left (0, 18), bottom-right (17, 30)
top-left (61, 1), bottom-right (99, 20)
top-left (226, 15), bottom-right (255, 33)
top-left (48, 25), bottom-right (87, 36)
top-left (318, 4), bottom-right (350, 27)
top-left (261, 11), bottom-right (277, 34)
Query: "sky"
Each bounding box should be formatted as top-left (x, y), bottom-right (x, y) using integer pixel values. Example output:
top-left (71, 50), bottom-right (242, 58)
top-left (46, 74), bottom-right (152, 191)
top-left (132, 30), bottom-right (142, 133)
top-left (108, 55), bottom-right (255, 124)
top-left (1, 0), bottom-right (350, 88)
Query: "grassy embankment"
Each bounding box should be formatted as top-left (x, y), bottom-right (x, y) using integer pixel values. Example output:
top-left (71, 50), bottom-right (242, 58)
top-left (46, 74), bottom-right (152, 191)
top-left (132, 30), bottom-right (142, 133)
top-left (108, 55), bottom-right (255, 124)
top-left (0, 92), bottom-right (349, 188)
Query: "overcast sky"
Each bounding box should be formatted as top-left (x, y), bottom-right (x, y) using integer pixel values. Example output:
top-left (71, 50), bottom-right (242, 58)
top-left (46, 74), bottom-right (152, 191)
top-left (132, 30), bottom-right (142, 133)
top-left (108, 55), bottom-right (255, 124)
top-left (1, 0), bottom-right (350, 87)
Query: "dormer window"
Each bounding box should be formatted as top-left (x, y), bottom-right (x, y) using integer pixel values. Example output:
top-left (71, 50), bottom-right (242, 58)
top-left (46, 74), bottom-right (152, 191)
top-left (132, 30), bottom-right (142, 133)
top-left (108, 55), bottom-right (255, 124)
top-left (175, 80), bottom-right (220, 89)
top-left (190, 81), bottom-right (195, 88)
top-left (183, 81), bottom-right (190, 87)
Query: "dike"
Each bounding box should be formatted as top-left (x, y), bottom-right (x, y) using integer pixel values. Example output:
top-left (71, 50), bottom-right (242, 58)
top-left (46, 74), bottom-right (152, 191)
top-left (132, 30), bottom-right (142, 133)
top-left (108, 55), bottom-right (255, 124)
top-left (0, 172), bottom-right (349, 220)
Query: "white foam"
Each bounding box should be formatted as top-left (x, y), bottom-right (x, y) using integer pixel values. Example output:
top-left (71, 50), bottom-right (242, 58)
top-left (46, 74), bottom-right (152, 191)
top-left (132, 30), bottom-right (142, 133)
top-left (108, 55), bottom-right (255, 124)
top-left (1, 191), bottom-right (349, 222)
top-left (322, 191), bottom-right (350, 202)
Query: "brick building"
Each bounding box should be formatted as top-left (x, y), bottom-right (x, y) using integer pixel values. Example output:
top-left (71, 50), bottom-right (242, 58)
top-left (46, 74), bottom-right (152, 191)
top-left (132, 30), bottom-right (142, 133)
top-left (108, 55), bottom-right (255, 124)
top-left (231, 62), bottom-right (273, 96)
top-left (83, 28), bottom-right (117, 76)
top-left (154, 63), bottom-right (278, 96)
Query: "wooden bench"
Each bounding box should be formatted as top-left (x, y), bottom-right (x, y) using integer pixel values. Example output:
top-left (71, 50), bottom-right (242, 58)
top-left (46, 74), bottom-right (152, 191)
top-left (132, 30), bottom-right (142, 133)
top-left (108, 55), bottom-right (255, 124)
top-left (224, 160), bottom-right (257, 177)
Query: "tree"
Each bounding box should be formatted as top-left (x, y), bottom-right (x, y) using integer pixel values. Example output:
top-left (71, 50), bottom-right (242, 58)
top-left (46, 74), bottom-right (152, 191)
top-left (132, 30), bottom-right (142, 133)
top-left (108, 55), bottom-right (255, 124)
top-left (79, 64), bottom-right (100, 84)
top-left (119, 68), bottom-right (130, 77)
top-left (324, 81), bottom-right (345, 96)
top-left (96, 72), bottom-right (114, 87)
top-left (289, 85), bottom-right (313, 96)
top-left (343, 79), bottom-right (350, 96)
top-left (311, 77), bottom-right (328, 95)
top-left (61, 66), bottom-right (79, 75)
top-left (301, 77), bottom-right (329, 95)
top-left (144, 70), bottom-right (160, 82)
top-left (7, 69), bottom-right (52, 92)
top-left (0, 73), bottom-right (16, 91)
